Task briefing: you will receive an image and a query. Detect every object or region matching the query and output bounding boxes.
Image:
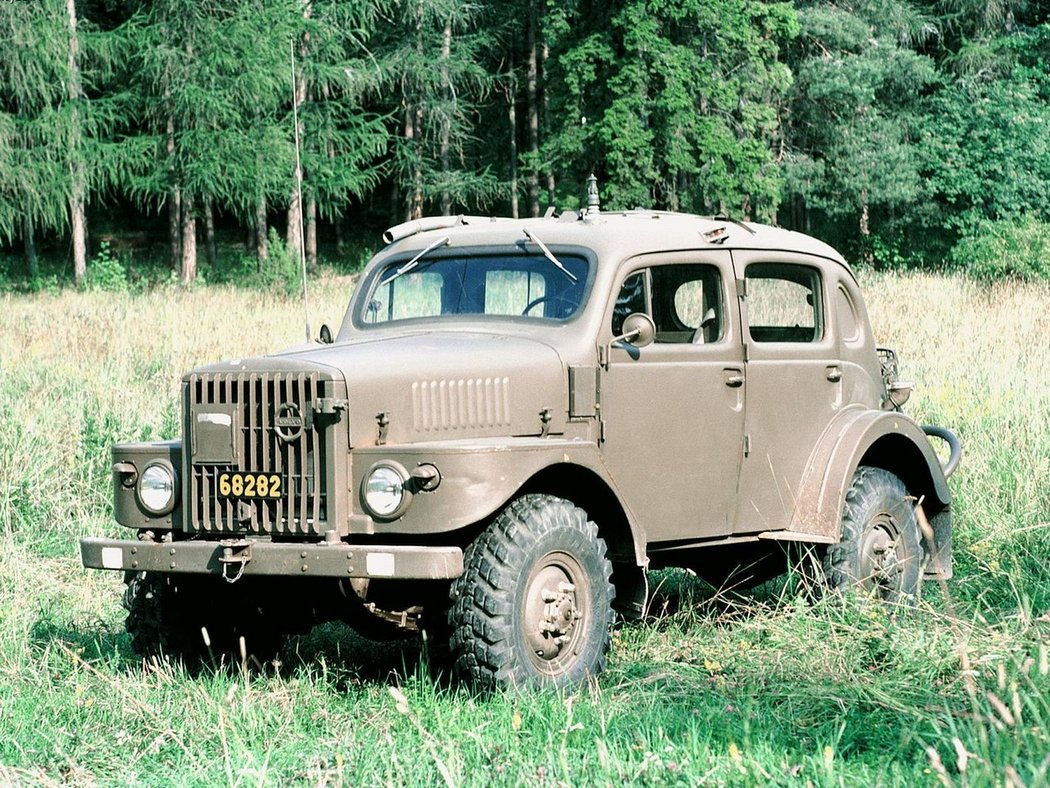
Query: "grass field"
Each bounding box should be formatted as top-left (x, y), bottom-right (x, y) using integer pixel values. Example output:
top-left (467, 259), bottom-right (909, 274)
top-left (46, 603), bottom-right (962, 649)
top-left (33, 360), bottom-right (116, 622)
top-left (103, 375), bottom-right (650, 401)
top-left (0, 272), bottom-right (1048, 785)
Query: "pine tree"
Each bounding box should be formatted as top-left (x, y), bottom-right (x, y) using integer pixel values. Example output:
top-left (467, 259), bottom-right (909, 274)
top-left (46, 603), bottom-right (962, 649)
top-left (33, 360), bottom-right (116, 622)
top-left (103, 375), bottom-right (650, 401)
top-left (0, 2), bottom-right (85, 279)
top-left (374, 0), bottom-right (500, 222)
top-left (782, 0), bottom-right (937, 262)
top-left (541, 0), bottom-right (798, 218)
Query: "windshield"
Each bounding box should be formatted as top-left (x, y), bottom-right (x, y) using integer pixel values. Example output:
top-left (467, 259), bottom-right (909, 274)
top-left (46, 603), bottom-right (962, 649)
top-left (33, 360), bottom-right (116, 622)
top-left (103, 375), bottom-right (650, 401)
top-left (360, 253), bottom-right (591, 324)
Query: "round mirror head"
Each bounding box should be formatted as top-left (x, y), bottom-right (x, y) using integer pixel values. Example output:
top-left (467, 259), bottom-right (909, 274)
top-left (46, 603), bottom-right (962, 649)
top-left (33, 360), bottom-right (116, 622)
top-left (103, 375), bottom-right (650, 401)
top-left (319, 323), bottom-right (333, 344)
top-left (621, 312), bottom-right (655, 347)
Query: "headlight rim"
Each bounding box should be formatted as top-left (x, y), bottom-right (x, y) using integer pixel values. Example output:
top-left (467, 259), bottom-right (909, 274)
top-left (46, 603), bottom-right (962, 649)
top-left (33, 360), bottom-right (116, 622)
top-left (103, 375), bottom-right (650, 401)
top-left (361, 460), bottom-right (412, 521)
top-left (136, 459), bottom-right (179, 516)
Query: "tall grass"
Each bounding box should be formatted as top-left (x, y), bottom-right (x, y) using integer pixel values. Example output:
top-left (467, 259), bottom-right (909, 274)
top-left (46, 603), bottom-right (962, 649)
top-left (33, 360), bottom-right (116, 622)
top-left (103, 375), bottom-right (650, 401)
top-left (0, 272), bottom-right (1047, 784)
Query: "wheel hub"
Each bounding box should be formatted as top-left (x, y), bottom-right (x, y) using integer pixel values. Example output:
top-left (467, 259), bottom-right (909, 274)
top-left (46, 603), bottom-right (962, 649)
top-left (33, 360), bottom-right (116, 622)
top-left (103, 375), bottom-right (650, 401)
top-left (523, 554), bottom-right (587, 667)
top-left (861, 517), bottom-right (903, 596)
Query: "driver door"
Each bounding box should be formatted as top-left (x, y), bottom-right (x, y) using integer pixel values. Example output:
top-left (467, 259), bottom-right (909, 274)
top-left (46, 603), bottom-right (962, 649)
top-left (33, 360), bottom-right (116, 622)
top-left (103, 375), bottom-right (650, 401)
top-left (598, 252), bottom-right (745, 543)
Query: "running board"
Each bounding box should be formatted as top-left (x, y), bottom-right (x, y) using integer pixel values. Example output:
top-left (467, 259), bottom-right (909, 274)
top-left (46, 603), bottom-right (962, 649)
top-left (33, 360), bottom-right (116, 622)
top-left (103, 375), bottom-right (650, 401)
top-left (757, 530), bottom-right (837, 545)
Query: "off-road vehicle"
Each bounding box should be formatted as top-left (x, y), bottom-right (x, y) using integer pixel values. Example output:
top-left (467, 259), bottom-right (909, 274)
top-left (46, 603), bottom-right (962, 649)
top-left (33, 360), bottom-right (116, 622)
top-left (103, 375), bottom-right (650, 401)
top-left (81, 181), bottom-right (960, 688)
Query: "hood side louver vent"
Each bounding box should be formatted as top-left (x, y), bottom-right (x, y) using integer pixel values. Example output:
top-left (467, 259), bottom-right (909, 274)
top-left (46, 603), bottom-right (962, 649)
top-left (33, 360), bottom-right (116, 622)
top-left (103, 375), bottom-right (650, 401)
top-left (412, 377), bottom-right (512, 432)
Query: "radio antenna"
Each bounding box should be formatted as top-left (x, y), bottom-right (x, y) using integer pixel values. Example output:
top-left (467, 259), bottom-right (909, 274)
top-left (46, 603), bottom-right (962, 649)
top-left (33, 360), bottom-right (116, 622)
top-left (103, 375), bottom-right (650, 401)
top-left (291, 38), bottom-right (312, 342)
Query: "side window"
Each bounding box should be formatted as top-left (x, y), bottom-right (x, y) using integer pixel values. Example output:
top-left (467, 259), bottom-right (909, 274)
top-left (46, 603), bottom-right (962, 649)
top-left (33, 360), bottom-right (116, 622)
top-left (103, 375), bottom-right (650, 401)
top-left (652, 264), bottom-right (723, 343)
top-left (745, 263), bottom-right (822, 343)
top-left (836, 282), bottom-right (860, 343)
top-left (611, 264), bottom-right (724, 343)
top-left (611, 271), bottom-right (647, 335)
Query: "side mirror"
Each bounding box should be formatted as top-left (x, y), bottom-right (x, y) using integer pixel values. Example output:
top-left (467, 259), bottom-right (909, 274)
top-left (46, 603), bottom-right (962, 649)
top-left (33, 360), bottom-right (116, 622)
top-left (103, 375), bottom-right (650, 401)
top-left (601, 312), bottom-right (655, 368)
top-left (319, 324), bottom-right (333, 344)
top-left (619, 312), bottom-right (655, 348)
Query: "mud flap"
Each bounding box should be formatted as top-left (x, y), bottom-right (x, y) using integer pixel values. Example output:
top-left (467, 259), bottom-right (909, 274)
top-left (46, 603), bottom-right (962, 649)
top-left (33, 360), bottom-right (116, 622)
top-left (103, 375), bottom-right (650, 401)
top-left (611, 561), bottom-right (648, 620)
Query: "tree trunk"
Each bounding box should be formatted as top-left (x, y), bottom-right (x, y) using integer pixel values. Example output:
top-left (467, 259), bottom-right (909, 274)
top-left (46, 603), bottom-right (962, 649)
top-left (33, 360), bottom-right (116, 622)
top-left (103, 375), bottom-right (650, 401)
top-left (507, 51), bottom-right (519, 219)
top-left (404, 103), bottom-right (424, 221)
top-left (540, 37), bottom-right (555, 205)
top-left (24, 217), bottom-right (38, 279)
top-left (525, 3), bottom-right (541, 217)
top-left (255, 193), bottom-right (268, 264)
top-left (287, 7), bottom-right (311, 263)
top-left (287, 186), bottom-right (303, 264)
top-left (859, 188), bottom-right (873, 265)
top-left (203, 198), bottom-right (217, 268)
top-left (181, 193), bottom-right (197, 284)
top-left (305, 190), bottom-right (317, 271)
top-left (439, 19), bottom-right (452, 215)
top-left (166, 110), bottom-right (180, 270)
top-left (334, 214), bottom-right (345, 255)
top-left (168, 191), bottom-right (182, 270)
top-left (66, 0), bottom-right (86, 287)
top-left (69, 181), bottom-right (86, 286)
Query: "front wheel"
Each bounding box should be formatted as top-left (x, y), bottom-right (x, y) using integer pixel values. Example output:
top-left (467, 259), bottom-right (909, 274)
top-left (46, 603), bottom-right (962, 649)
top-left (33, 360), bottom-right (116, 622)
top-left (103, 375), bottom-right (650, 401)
top-left (123, 573), bottom-right (286, 668)
top-left (823, 466), bottom-right (924, 605)
top-left (448, 494), bottom-right (615, 690)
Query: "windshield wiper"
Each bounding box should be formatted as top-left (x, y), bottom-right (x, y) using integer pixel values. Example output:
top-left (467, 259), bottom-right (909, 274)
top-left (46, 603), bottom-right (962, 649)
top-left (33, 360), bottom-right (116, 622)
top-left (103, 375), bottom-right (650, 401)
top-left (523, 228), bottom-right (578, 283)
top-left (378, 235), bottom-right (451, 287)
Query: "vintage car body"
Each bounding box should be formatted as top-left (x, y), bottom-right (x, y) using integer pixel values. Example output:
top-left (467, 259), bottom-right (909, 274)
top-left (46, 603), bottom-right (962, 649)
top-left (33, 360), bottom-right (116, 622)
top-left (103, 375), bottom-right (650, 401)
top-left (81, 191), bottom-right (959, 687)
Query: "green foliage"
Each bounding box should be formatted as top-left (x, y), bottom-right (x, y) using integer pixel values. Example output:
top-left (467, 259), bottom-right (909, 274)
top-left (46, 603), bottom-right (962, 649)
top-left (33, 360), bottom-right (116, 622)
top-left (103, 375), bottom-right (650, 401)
top-left (82, 242), bottom-right (127, 291)
top-left (952, 217), bottom-right (1050, 281)
top-left (544, 0), bottom-right (798, 218)
top-left (234, 228), bottom-right (304, 296)
top-left (374, 0), bottom-right (502, 217)
top-left (2, 1), bottom-right (1050, 283)
top-left (922, 26), bottom-right (1050, 231)
top-left (783, 1), bottom-right (938, 244)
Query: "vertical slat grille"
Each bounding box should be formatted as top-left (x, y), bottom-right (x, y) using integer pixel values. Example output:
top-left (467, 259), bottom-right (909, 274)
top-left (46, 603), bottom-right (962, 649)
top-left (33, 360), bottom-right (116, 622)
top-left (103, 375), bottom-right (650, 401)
top-left (187, 371), bottom-right (329, 535)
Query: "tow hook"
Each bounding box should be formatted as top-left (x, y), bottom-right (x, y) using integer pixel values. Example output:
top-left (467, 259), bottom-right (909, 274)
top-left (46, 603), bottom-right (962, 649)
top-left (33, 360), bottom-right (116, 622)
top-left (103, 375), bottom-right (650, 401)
top-left (219, 539), bottom-right (253, 584)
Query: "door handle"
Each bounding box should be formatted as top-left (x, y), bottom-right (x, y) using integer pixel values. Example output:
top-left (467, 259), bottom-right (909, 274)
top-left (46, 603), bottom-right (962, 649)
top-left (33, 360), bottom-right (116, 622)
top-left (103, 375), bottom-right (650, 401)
top-left (826, 365), bottom-right (842, 382)
top-left (724, 370), bottom-right (745, 388)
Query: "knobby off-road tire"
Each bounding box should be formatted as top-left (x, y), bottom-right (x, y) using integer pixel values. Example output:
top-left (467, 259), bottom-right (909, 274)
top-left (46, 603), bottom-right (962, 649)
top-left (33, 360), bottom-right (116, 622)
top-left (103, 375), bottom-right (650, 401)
top-left (123, 572), bottom-right (285, 668)
top-left (823, 466), bottom-right (924, 605)
top-left (448, 495), bottom-right (615, 690)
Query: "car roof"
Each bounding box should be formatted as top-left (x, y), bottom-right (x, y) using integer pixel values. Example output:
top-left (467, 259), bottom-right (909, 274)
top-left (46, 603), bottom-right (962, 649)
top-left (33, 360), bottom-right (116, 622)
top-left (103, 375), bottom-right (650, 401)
top-left (379, 209), bottom-right (852, 275)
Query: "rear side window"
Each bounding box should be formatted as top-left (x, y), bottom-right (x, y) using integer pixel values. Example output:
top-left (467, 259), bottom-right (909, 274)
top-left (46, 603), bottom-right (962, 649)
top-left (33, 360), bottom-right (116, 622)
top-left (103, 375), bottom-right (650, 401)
top-left (745, 263), bottom-right (823, 343)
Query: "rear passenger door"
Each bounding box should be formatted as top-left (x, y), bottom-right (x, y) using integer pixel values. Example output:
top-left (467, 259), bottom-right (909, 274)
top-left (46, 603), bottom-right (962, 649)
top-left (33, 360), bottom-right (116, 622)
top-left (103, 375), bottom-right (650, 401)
top-left (731, 252), bottom-right (843, 535)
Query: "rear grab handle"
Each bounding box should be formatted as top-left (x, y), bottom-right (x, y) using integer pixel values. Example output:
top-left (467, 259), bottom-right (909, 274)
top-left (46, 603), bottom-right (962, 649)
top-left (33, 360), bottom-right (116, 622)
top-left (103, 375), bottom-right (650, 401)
top-left (922, 425), bottom-right (962, 479)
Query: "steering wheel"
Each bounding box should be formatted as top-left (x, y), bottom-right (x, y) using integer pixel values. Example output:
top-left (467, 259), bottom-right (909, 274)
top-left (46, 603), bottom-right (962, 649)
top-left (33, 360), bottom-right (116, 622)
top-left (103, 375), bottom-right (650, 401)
top-left (521, 295), bottom-right (574, 317)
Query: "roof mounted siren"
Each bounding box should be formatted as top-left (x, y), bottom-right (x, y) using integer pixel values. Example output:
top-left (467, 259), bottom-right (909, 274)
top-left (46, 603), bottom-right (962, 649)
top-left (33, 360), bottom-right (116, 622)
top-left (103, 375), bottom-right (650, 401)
top-left (586, 173), bottom-right (600, 216)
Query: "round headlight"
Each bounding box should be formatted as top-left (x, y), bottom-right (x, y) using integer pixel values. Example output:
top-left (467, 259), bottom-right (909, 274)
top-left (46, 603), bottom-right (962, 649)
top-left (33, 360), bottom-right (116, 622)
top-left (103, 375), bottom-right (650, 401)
top-left (363, 464), bottom-right (407, 519)
top-left (138, 462), bottom-right (177, 515)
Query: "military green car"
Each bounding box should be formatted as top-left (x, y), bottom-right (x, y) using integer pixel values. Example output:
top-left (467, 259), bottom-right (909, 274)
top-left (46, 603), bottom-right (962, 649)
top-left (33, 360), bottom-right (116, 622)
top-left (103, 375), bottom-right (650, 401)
top-left (81, 185), bottom-right (960, 688)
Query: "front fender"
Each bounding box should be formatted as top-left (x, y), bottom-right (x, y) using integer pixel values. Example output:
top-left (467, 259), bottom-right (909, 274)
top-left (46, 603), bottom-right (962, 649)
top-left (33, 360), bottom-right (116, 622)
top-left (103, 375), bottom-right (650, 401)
top-left (112, 441), bottom-right (183, 530)
top-left (349, 438), bottom-right (645, 564)
top-left (788, 406), bottom-right (952, 542)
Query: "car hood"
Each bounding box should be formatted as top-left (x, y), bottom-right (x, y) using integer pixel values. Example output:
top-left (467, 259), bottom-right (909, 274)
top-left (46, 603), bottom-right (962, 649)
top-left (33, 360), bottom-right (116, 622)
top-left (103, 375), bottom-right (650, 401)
top-left (276, 331), bottom-right (567, 445)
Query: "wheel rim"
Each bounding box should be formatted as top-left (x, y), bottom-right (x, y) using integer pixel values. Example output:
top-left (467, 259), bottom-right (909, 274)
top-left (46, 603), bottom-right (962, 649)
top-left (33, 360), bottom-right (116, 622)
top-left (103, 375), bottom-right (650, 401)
top-left (522, 551), bottom-right (590, 675)
top-left (859, 514), bottom-right (904, 598)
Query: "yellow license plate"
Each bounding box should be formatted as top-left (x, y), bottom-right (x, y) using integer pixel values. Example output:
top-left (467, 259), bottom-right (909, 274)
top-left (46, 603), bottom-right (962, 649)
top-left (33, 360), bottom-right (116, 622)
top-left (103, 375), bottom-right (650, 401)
top-left (216, 472), bottom-right (283, 500)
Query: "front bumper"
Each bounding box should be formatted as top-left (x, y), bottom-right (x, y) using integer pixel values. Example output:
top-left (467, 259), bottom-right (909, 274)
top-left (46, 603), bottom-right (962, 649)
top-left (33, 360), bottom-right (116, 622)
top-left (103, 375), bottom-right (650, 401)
top-left (80, 537), bottom-right (463, 580)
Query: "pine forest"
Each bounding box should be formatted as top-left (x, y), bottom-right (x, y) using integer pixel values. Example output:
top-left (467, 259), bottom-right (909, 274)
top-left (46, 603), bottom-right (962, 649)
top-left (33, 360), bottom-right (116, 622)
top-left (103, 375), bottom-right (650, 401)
top-left (1, 0), bottom-right (1049, 285)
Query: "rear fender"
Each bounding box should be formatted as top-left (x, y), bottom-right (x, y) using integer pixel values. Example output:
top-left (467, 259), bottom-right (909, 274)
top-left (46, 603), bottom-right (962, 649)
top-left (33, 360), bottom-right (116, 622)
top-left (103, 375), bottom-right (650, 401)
top-left (788, 407), bottom-right (952, 550)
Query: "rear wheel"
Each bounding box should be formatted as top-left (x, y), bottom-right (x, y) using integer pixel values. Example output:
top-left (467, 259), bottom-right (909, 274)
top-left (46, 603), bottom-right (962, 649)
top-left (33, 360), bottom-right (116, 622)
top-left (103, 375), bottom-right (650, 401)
top-left (448, 495), bottom-right (615, 690)
top-left (823, 466), bottom-right (924, 605)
